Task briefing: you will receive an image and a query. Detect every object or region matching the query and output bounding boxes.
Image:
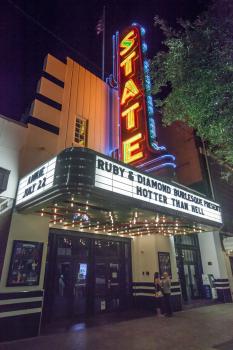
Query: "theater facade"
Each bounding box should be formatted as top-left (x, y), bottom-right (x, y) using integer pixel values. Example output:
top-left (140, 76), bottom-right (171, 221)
top-left (0, 23), bottom-right (232, 342)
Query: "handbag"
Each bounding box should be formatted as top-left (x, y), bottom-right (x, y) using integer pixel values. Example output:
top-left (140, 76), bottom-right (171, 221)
top-left (155, 291), bottom-right (163, 298)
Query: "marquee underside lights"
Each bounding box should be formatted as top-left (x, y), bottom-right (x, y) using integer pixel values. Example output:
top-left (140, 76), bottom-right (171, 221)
top-left (118, 23), bottom-right (173, 169)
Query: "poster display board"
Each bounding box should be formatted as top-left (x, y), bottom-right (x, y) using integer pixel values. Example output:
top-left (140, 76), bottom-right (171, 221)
top-left (7, 240), bottom-right (43, 287)
top-left (158, 252), bottom-right (172, 278)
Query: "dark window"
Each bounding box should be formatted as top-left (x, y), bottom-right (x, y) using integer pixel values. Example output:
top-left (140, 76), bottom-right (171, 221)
top-left (175, 234), bottom-right (197, 246)
top-left (95, 240), bottom-right (120, 257)
top-left (57, 236), bottom-right (89, 258)
top-left (0, 167), bottom-right (10, 193)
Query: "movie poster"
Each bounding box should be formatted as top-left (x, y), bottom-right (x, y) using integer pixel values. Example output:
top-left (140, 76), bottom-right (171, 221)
top-left (158, 252), bottom-right (172, 278)
top-left (7, 240), bottom-right (43, 286)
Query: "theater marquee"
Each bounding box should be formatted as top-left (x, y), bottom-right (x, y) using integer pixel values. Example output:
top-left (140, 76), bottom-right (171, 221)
top-left (16, 157), bottom-right (57, 205)
top-left (95, 155), bottom-right (222, 224)
top-left (15, 148), bottom-right (222, 227)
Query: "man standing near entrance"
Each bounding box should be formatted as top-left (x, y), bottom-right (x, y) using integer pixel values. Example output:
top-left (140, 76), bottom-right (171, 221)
top-left (161, 272), bottom-right (173, 317)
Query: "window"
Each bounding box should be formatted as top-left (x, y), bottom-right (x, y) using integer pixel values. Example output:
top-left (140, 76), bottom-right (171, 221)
top-left (74, 117), bottom-right (88, 146)
top-left (0, 167), bottom-right (10, 193)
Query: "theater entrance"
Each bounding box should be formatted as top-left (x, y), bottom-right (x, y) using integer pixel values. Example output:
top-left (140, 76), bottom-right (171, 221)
top-left (42, 229), bottom-right (132, 324)
top-left (175, 234), bottom-right (203, 302)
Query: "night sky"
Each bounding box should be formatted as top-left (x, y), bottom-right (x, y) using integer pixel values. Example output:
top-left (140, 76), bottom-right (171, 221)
top-left (1, 0), bottom-right (210, 121)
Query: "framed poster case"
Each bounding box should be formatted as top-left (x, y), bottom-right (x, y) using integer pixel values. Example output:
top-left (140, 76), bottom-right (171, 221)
top-left (7, 240), bottom-right (43, 287)
top-left (158, 251), bottom-right (172, 278)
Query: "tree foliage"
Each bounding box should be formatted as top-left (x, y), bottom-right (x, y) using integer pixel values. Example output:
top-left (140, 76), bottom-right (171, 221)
top-left (151, 0), bottom-right (233, 165)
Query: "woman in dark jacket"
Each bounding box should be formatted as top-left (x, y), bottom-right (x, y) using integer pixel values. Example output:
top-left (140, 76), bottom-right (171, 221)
top-left (154, 272), bottom-right (163, 316)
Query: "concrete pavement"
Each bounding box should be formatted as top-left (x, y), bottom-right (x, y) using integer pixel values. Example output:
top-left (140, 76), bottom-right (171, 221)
top-left (0, 304), bottom-right (233, 350)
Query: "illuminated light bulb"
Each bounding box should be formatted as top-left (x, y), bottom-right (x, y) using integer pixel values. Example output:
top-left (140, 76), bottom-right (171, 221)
top-left (54, 215), bottom-right (56, 219)
top-left (53, 221), bottom-right (56, 225)
top-left (86, 206), bottom-right (89, 210)
top-left (72, 224), bottom-right (74, 228)
top-left (135, 212), bottom-right (138, 218)
top-left (71, 203), bottom-right (74, 207)
top-left (55, 203), bottom-right (57, 207)
top-left (59, 219), bottom-right (63, 223)
top-left (40, 212), bottom-right (44, 217)
top-left (71, 197), bottom-right (74, 201)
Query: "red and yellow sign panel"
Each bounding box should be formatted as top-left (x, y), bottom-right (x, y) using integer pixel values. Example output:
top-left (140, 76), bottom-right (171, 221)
top-left (118, 26), bottom-right (147, 165)
top-left (117, 23), bottom-right (176, 174)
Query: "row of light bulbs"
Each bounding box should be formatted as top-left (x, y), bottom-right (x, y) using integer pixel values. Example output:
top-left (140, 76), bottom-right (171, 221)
top-left (40, 199), bottom-right (205, 238)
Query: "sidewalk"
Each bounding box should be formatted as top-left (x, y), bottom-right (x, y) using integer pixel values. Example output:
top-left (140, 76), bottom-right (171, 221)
top-left (0, 304), bottom-right (233, 350)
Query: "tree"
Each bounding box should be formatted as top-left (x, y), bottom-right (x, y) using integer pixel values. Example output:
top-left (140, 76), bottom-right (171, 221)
top-left (151, 0), bottom-right (233, 166)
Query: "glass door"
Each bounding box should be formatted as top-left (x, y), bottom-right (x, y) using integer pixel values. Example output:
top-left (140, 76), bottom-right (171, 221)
top-left (43, 231), bottom-right (132, 325)
top-left (177, 249), bottom-right (202, 302)
top-left (94, 261), bottom-right (121, 313)
top-left (53, 259), bottom-right (73, 319)
top-left (175, 234), bottom-right (203, 303)
top-left (183, 263), bottom-right (200, 301)
top-left (52, 259), bottom-right (89, 320)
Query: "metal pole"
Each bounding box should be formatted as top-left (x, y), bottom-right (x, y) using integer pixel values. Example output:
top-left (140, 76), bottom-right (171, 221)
top-left (201, 138), bottom-right (215, 200)
top-left (102, 6), bottom-right (106, 81)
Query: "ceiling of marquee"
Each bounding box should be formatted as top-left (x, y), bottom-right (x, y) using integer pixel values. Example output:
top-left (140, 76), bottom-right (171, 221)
top-left (34, 196), bottom-right (217, 238)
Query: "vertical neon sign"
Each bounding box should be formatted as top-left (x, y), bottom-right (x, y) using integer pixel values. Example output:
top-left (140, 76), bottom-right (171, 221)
top-left (118, 23), bottom-right (166, 166)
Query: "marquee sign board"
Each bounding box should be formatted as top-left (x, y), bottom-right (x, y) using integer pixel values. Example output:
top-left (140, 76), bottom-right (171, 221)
top-left (16, 157), bottom-right (57, 205)
top-left (95, 155), bottom-right (222, 224)
top-left (15, 147), bottom-right (222, 227)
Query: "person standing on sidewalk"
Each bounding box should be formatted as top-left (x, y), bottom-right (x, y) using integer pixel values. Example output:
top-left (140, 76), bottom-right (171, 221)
top-left (161, 272), bottom-right (173, 317)
top-left (154, 272), bottom-right (164, 316)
